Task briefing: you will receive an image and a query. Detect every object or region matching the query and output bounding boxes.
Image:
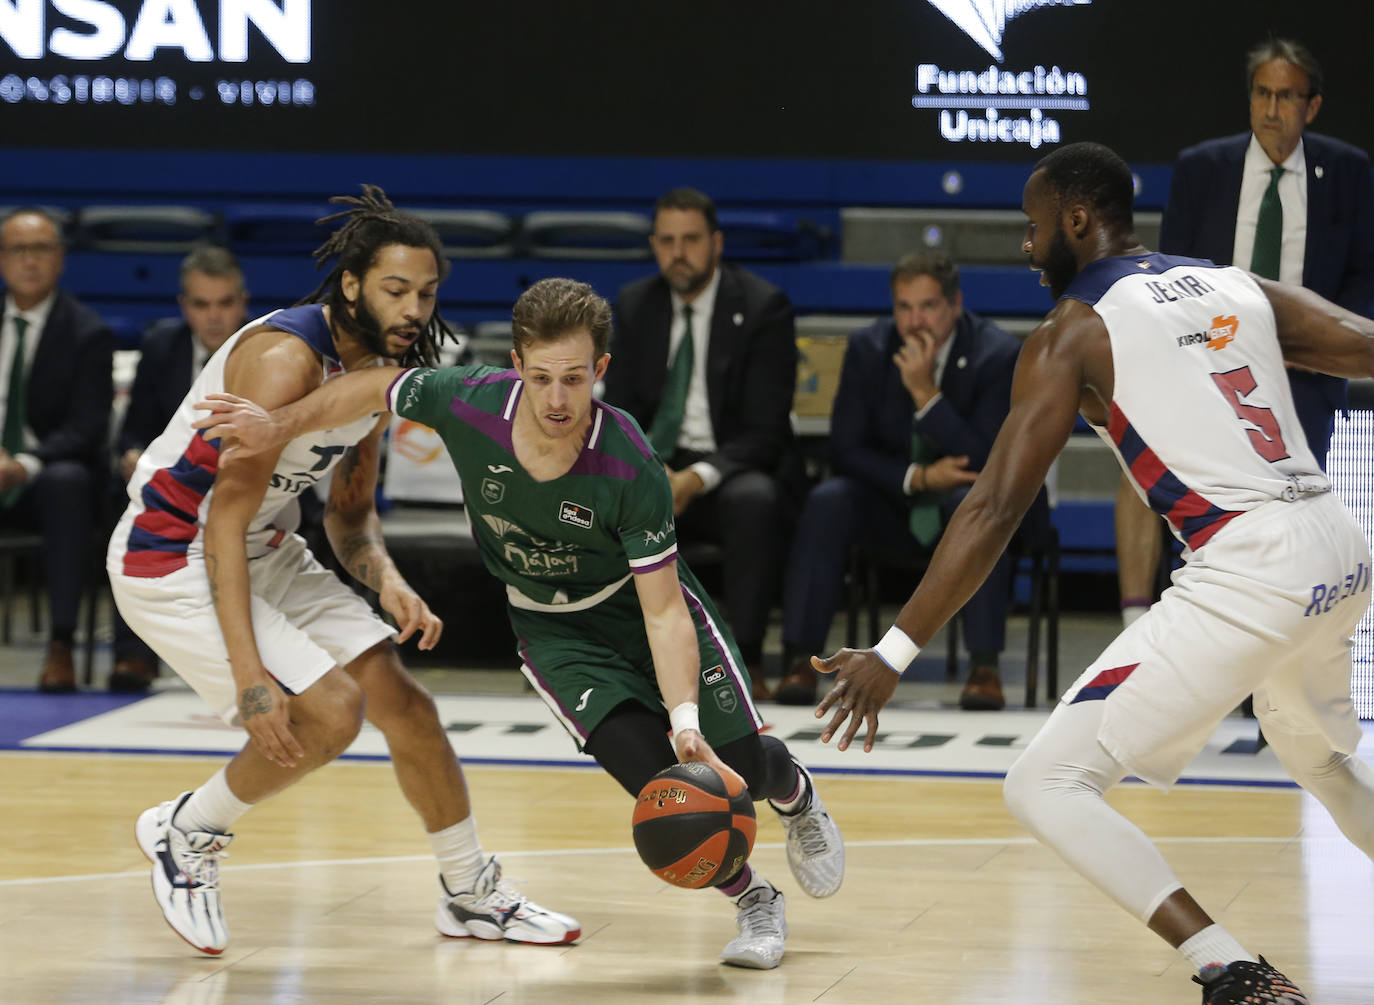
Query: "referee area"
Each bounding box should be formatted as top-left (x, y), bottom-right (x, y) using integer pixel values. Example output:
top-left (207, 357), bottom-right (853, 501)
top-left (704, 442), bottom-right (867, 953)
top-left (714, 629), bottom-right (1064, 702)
top-left (2, 599), bottom-right (1371, 1003)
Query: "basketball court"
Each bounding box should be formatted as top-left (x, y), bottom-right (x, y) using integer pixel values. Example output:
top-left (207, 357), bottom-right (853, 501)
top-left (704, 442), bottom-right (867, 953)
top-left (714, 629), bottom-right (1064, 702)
top-left (2, 622), bottom-right (1371, 1004)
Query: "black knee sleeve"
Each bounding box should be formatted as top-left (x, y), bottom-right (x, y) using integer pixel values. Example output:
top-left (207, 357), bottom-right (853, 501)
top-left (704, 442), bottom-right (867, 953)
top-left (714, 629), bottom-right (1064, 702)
top-left (715, 732), bottom-right (799, 802)
top-left (582, 702), bottom-right (676, 798)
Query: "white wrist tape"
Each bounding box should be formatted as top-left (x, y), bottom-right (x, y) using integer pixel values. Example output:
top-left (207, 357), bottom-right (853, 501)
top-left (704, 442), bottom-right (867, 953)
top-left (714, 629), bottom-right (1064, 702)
top-left (668, 701), bottom-right (700, 736)
top-left (873, 626), bottom-right (920, 674)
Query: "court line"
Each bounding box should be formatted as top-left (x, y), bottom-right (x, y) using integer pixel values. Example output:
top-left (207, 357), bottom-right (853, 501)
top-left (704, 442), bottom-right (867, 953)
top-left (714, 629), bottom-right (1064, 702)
top-left (0, 834), bottom-right (1329, 889)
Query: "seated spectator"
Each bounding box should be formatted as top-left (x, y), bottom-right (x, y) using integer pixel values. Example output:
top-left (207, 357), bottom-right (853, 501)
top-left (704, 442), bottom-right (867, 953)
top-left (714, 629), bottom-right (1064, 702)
top-left (0, 207), bottom-right (113, 692)
top-left (603, 187), bottom-right (798, 701)
top-left (776, 252), bottom-right (1022, 710)
top-left (108, 245), bottom-right (250, 691)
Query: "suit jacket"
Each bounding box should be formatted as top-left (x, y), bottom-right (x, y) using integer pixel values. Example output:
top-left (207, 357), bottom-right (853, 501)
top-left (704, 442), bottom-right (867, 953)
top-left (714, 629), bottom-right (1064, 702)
top-left (828, 312), bottom-right (1021, 508)
top-left (118, 318), bottom-right (197, 454)
top-left (605, 262), bottom-right (797, 484)
top-left (1159, 131), bottom-right (1374, 458)
top-left (14, 289), bottom-right (113, 470)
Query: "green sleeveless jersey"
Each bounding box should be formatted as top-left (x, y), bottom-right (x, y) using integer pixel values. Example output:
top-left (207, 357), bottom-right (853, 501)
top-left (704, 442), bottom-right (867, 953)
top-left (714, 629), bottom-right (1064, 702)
top-left (389, 366), bottom-right (678, 611)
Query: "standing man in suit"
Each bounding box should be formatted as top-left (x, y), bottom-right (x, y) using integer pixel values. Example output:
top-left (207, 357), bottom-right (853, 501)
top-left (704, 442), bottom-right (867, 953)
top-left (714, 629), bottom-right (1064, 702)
top-left (0, 207), bottom-right (114, 692)
top-left (776, 253), bottom-right (1023, 710)
top-left (604, 188), bottom-right (798, 702)
top-left (108, 245), bottom-right (250, 691)
top-left (1116, 36), bottom-right (1374, 626)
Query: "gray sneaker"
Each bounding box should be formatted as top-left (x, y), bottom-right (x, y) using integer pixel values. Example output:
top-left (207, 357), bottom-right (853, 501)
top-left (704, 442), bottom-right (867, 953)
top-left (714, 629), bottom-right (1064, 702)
top-left (772, 761), bottom-right (844, 898)
top-left (720, 887), bottom-right (787, 969)
top-left (135, 791), bottom-right (233, 955)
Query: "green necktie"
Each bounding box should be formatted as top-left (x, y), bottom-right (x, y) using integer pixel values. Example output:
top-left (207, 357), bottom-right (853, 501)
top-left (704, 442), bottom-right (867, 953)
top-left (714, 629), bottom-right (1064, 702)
top-left (648, 304), bottom-right (694, 458)
top-left (2, 316), bottom-right (30, 507)
top-left (1250, 165), bottom-right (1285, 281)
top-left (908, 424), bottom-right (941, 547)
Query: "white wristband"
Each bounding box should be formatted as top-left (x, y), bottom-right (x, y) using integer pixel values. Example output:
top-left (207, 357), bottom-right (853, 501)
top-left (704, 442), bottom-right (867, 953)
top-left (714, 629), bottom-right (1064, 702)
top-left (668, 701), bottom-right (700, 736)
top-left (873, 626), bottom-right (920, 674)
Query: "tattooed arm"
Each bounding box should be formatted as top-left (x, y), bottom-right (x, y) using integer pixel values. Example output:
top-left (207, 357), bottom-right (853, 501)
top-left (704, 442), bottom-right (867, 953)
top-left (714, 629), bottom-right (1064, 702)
top-left (325, 416), bottom-right (443, 650)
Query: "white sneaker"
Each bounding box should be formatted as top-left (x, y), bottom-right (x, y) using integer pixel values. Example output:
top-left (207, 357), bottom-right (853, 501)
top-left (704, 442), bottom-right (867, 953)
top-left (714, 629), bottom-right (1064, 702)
top-left (434, 855), bottom-right (581, 945)
top-left (135, 791), bottom-right (233, 955)
top-left (771, 760), bottom-right (845, 898)
top-left (720, 887), bottom-right (787, 969)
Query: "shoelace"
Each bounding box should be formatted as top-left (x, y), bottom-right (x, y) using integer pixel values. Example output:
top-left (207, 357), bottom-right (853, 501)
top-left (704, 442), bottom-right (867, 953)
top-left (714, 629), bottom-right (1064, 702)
top-left (177, 842), bottom-right (227, 890)
top-left (789, 807), bottom-right (833, 857)
top-left (738, 894), bottom-right (783, 938)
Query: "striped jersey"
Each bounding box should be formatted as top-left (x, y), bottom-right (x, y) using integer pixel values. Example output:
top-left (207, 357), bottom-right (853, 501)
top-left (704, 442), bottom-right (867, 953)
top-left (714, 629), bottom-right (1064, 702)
top-left (112, 305), bottom-right (380, 577)
top-left (1066, 253), bottom-right (1326, 551)
top-left (387, 366), bottom-right (678, 611)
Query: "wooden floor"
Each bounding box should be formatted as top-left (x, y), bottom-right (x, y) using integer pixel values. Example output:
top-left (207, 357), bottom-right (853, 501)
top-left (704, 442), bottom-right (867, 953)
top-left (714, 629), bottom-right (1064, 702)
top-left (1, 752), bottom-right (1371, 1004)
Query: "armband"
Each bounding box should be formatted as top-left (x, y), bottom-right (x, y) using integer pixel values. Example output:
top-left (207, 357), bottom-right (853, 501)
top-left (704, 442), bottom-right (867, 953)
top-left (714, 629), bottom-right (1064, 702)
top-left (873, 626), bottom-right (920, 674)
top-left (668, 701), bottom-right (700, 736)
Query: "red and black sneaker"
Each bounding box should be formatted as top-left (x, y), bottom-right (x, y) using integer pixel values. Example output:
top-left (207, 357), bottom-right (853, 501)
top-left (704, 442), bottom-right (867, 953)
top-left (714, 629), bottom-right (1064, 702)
top-left (1193, 955), bottom-right (1308, 1004)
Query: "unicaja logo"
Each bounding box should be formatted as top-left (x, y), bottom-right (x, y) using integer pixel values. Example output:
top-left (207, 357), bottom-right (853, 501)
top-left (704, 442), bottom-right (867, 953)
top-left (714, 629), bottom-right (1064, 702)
top-left (926, 0), bottom-right (1091, 62)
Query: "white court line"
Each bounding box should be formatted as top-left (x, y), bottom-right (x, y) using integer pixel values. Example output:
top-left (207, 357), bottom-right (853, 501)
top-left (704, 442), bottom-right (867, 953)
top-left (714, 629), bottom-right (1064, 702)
top-left (0, 834), bottom-right (1331, 889)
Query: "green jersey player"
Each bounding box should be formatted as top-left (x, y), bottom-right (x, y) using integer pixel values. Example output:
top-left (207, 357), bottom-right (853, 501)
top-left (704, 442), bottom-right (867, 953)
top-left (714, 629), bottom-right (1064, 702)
top-left (194, 277), bottom-right (845, 970)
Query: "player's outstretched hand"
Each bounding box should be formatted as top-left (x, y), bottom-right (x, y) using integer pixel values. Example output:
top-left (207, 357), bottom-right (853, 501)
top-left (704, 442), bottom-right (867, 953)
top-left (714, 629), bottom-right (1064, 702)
top-left (813, 649), bottom-right (900, 753)
top-left (192, 392), bottom-right (280, 456)
top-left (237, 681), bottom-right (304, 768)
top-left (673, 729), bottom-right (748, 793)
top-left (380, 579), bottom-right (443, 650)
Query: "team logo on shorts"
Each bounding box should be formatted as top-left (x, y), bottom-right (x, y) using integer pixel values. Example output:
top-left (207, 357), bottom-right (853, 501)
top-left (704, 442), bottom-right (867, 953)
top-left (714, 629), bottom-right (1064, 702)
top-left (702, 664), bottom-right (725, 686)
top-left (558, 501), bottom-right (594, 529)
top-left (714, 686), bottom-right (738, 714)
top-left (481, 478), bottom-right (505, 504)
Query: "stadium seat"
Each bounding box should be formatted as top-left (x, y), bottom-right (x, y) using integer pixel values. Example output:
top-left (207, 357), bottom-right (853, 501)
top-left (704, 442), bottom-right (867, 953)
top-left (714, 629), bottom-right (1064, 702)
top-left (407, 208), bottom-right (517, 259)
top-left (76, 205), bottom-right (219, 253)
top-left (522, 211), bottom-right (652, 260)
top-left (224, 203), bottom-right (332, 255)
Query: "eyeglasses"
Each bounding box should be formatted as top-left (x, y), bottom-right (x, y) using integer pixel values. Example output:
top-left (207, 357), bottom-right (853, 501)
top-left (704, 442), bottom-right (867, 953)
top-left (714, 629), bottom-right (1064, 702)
top-left (0, 242), bottom-right (62, 259)
top-left (1251, 85), bottom-right (1311, 108)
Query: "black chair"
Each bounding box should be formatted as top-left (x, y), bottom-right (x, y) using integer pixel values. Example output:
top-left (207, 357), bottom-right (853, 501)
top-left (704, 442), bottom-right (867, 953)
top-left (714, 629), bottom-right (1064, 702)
top-left (845, 491), bottom-right (1060, 707)
top-left (0, 527), bottom-right (105, 685)
top-left (408, 208), bottom-right (517, 259)
top-left (77, 205), bottom-right (219, 253)
top-left (521, 211), bottom-right (652, 260)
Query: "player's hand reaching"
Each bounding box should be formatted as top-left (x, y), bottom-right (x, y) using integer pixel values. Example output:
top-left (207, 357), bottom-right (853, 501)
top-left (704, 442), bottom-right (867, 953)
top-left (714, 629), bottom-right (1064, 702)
top-left (812, 648), bottom-right (901, 753)
top-left (192, 393), bottom-right (281, 457)
top-left (673, 729), bottom-right (748, 793)
top-left (379, 578), bottom-right (443, 650)
top-left (237, 678), bottom-right (304, 768)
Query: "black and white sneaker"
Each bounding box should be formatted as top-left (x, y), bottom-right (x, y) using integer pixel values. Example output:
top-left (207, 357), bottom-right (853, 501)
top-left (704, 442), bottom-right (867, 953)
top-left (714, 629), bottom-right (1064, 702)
top-left (1193, 956), bottom-right (1308, 1004)
top-left (135, 791), bottom-right (233, 955)
top-left (770, 760), bottom-right (844, 898)
top-left (434, 856), bottom-right (580, 945)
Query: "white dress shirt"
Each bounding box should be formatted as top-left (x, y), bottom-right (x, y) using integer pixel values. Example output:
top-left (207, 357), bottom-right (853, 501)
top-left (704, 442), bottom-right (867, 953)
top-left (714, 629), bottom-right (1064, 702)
top-left (667, 267), bottom-right (723, 491)
top-left (1233, 134), bottom-right (1308, 286)
top-left (0, 291), bottom-right (57, 477)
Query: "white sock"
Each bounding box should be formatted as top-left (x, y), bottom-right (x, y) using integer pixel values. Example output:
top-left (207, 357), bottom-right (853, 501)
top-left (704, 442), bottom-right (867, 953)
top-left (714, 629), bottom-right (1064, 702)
top-left (430, 815), bottom-right (485, 893)
top-left (726, 868), bottom-right (774, 905)
top-left (174, 767), bottom-right (253, 834)
top-left (1178, 924), bottom-right (1256, 972)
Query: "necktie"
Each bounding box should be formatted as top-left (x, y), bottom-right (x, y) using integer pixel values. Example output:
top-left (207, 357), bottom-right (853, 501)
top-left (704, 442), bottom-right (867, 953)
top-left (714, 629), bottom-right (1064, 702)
top-left (647, 304), bottom-right (694, 458)
top-left (908, 424), bottom-right (941, 547)
top-left (2, 316), bottom-right (30, 507)
top-left (1250, 165), bottom-right (1285, 281)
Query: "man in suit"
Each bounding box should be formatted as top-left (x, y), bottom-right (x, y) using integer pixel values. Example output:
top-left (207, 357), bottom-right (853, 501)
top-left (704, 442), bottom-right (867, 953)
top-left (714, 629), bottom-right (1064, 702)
top-left (776, 252), bottom-right (1022, 710)
top-left (1116, 36), bottom-right (1374, 627)
top-left (603, 188), bottom-right (797, 702)
top-left (0, 207), bottom-right (114, 692)
top-left (107, 245), bottom-right (249, 691)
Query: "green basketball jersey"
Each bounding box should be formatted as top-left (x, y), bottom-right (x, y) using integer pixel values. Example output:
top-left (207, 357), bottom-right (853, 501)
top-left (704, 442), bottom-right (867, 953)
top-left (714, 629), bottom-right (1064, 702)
top-left (390, 366), bottom-right (679, 610)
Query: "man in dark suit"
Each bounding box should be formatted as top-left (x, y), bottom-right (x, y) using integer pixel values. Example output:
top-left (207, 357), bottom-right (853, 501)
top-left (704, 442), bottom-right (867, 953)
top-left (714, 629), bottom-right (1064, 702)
top-left (108, 245), bottom-right (249, 691)
top-left (603, 188), bottom-right (797, 702)
top-left (776, 253), bottom-right (1022, 709)
top-left (0, 207), bottom-right (114, 692)
top-left (1116, 36), bottom-right (1374, 626)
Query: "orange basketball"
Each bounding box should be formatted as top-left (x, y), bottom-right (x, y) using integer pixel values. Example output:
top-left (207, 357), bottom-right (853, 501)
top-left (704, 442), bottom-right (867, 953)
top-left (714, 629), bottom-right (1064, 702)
top-left (631, 762), bottom-right (756, 889)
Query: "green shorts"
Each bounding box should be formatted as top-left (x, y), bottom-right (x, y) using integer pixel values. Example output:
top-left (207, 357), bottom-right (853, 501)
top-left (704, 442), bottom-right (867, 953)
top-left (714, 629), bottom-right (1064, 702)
top-left (509, 565), bottom-right (761, 752)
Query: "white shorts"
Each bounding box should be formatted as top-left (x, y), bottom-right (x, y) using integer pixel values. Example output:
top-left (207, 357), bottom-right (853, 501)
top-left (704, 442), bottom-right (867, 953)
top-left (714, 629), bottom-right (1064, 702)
top-left (1062, 491), bottom-right (1370, 788)
top-left (108, 532), bottom-right (394, 725)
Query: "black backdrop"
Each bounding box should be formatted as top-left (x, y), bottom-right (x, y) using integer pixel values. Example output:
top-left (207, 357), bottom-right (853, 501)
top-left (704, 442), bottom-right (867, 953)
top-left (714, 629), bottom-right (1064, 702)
top-left (2, 1), bottom-right (1369, 163)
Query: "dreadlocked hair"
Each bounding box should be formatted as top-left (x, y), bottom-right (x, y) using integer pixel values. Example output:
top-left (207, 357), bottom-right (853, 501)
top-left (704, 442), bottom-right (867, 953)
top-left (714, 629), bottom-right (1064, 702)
top-left (299, 183), bottom-right (454, 368)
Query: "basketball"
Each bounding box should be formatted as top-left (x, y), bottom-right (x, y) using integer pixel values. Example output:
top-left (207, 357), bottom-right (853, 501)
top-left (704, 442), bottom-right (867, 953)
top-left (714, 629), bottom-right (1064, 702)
top-left (631, 762), bottom-right (756, 889)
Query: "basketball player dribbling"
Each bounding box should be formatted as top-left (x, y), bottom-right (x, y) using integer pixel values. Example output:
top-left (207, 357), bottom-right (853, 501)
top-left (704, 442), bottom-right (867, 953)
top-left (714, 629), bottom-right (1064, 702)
top-left (192, 276), bottom-right (846, 970)
top-left (107, 188), bottom-right (577, 954)
top-left (810, 142), bottom-right (1374, 1004)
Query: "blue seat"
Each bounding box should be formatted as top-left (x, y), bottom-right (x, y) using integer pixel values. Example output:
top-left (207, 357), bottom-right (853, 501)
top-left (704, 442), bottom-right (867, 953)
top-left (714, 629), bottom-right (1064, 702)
top-left (522, 211), bottom-right (652, 260)
top-left (224, 203), bottom-right (332, 255)
top-left (77, 205), bottom-right (219, 253)
top-left (717, 209), bottom-right (836, 261)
